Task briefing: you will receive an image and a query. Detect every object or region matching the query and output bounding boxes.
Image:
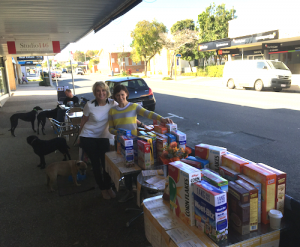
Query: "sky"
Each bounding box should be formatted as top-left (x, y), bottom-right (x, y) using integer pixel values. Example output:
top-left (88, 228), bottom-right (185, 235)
top-left (54, 0), bottom-right (299, 61)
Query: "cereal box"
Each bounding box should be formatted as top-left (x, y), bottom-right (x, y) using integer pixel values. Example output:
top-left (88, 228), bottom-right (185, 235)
top-left (171, 130), bottom-right (186, 142)
top-left (194, 180), bottom-right (228, 243)
top-left (165, 133), bottom-right (176, 144)
top-left (184, 156), bottom-right (209, 169)
top-left (138, 136), bottom-right (154, 165)
top-left (121, 146), bottom-right (134, 167)
top-left (237, 174), bottom-right (262, 224)
top-left (138, 140), bottom-right (151, 169)
top-left (166, 123), bottom-right (177, 133)
top-left (154, 125), bottom-right (168, 134)
top-left (144, 125), bottom-right (154, 132)
top-left (228, 181), bottom-right (250, 235)
top-left (195, 144), bottom-right (227, 172)
top-left (168, 161), bottom-right (201, 226)
top-left (178, 140), bottom-right (186, 149)
top-left (242, 163), bottom-right (276, 224)
top-left (145, 133), bottom-right (157, 164)
top-left (221, 154), bottom-right (249, 173)
top-left (119, 135), bottom-right (133, 147)
top-left (235, 179), bottom-right (258, 232)
top-left (256, 163), bottom-right (286, 215)
top-left (201, 169), bottom-right (228, 192)
top-left (219, 166), bottom-right (240, 181)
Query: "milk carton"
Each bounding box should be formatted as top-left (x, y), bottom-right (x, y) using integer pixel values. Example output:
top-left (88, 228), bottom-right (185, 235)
top-left (195, 144), bottom-right (227, 172)
top-left (138, 140), bottom-right (151, 169)
top-left (168, 161), bottom-right (201, 226)
top-left (194, 180), bottom-right (228, 243)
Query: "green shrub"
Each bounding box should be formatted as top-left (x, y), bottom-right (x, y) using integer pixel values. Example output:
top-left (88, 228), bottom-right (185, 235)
top-left (196, 65), bottom-right (224, 77)
top-left (181, 72), bottom-right (197, 76)
top-left (162, 77), bottom-right (173, 80)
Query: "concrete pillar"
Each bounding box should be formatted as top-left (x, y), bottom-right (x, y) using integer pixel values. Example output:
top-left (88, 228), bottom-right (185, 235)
top-left (4, 57), bottom-right (17, 91)
top-left (264, 49), bottom-right (270, 60)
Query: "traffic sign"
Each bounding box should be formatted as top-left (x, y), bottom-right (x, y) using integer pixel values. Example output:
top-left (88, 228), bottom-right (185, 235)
top-left (175, 53), bottom-right (182, 57)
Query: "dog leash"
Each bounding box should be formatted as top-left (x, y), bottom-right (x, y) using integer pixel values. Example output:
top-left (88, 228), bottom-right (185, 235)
top-left (30, 138), bottom-right (38, 145)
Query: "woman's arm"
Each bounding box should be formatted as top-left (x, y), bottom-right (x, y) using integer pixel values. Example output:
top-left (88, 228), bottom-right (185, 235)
top-left (136, 105), bottom-right (173, 124)
top-left (108, 109), bottom-right (118, 135)
top-left (79, 115), bottom-right (89, 135)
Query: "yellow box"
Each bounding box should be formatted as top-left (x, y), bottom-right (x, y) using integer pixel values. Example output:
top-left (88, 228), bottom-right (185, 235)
top-left (260, 230), bottom-right (280, 247)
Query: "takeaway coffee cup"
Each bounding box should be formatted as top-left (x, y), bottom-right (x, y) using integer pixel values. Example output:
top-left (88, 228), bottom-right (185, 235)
top-left (268, 209), bottom-right (283, 229)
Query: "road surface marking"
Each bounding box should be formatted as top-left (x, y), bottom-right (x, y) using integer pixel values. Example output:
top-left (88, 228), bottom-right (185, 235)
top-left (166, 113), bottom-right (184, 119)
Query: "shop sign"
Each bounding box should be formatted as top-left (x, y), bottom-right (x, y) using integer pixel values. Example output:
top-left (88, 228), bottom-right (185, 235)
top-left (262, 43), bottom-right (281, 52)
top-left (215, 41), bottom-right (231, 49)
top-left (198, 42), bottom-right (215, 51)
top-left (217, 49), bottom-right (240, 55)
top-left (7, 41), bottom-right (60, 54)
top-left (17, 56), bottom-right (43, 61)
top-left (231, 30), bottom-right (278, 46)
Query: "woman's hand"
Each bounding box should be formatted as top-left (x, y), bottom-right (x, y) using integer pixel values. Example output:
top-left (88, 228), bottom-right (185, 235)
top-left (161, 117), bottom-right (173, 124)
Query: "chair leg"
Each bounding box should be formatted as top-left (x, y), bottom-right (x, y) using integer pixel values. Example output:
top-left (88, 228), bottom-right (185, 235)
top-left (125, 209), bottom-right (144, 227)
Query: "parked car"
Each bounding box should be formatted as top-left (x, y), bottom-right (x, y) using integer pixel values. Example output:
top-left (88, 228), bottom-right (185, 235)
top-left (105, 77), bottom-right (156, 111)
top-left (76, 68), bottom-right (84, 75)
top-left (51, 71), bottom-right (62, 78)
top-left (223, 60), bottom-right (292, 92)
top-left (62, 68), bottom-right (67, 73)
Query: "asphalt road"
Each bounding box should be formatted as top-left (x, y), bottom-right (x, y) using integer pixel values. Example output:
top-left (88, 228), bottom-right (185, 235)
top-left (58, 73), bottom-right (300, 201)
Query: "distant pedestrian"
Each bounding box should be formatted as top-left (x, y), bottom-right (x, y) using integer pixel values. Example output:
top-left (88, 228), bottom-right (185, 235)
top-left (22, 73), bottom-right (28, 84)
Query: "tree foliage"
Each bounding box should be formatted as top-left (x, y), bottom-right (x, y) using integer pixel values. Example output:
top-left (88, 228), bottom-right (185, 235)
top-left (130, 20), bottom-right (167, 76)
top-left (73, 50), bottom-right (100, 62)
top-left (197, 3), bottom-right (236, 65)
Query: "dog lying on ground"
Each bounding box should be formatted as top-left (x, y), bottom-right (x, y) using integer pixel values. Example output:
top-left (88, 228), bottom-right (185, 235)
top-left (37, 106), bottom-right (59, 135)
top-left (9, 106), bottom-right (43, 137)
top-left (46, 160), bottom-right (87, 192)
top-left (27, 135), bottom-right (71, 169)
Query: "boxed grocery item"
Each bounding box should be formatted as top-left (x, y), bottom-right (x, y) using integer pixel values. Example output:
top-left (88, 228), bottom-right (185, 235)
top-left (226, 152), bottom-right (255, 164)
top-left (168, 161), bottom-right (201, 226)
top-left (228, 181), bottom-right (250, 235)
top-left (201, 169), bottom-right (228, 192)
top-left (219, 166), bottom-right (240, 181)
top-left (121, 146), bottom-right (134, 167)
top-left (153, 132), bottom-right (168, 141)
top-left (138, 140), bottom-right (151, 169)
top-left (119, 135), bottom-right (133, 148)
top-left (222, 153), bottom-right (249, 173)
top-left (154, 125), bottom-right (168, 134)
top-left (237, 174), bottom-right (262, 224)
top-left (144, 125), bottom-right (154, 132)
top-left (165, 133), bottom-right (176, 144)
top-left (171, 130), bottom-right (186, 142)
top-left (242, 163), bottom-right (276, 224)
top-left (166, 123), bottom-right (177, 133)
top-left (145, 133), bottom-right (157, 164)
top-left (117, 128), bottom-right (131, 138)
top-left (178, 140), bottom-right (186, 149)
top-left (138, 136), bottom-right (154, 165)
top-left (139, 130), bottom-right (148, 136)
top-left (195, 144), bottom-right (227, 172)
top-left (236, 179), bottom-right (258, 232)
top-left (256, 163), bottom-right (286, 215)
top-left (260, 230), bottom-right (280, 247)
top-left (194, 180), bottom-right (228, 243)
top-left (183, 156), bottom-right (209, 169)
top-left (131, 135), bottom-right (138, 162)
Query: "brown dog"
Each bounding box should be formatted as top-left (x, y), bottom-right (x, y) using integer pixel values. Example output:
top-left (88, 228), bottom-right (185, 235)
top-left (46, 160), bottom-right (87, 192)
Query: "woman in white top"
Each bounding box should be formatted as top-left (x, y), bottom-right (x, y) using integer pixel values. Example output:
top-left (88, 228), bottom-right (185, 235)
top-left (79, 81), bottom-right (118, 200)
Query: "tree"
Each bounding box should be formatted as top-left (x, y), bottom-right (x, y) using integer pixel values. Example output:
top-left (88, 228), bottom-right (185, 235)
top-left (130, 20), bottom-right (167, 76)
top-left (197, 4), bottom-right (236, 65)
top-left (73, 50), bottom-right (85, 62)
top-left (118, 52), bottom-right (128, 72)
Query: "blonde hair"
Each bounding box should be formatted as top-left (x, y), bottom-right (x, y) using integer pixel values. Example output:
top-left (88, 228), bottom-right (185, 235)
top-left (92, 81), bottom-right (111, 98)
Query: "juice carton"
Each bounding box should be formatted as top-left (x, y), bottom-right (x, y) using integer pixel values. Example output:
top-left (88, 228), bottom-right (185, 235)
top-left (236, 179), bottom-right (258, 232)
top-left (194, 180), bottom-right (228, 243)
top-left (228, 181), bottom-right (250, 235)
top-left (195, 144), bottom-right (227, 172)
top-left (171, 130), bottom-right (186, 142)
top-left (256, 163), bottom-right (286, 215)
top-left (138, 140), bottom-right (151, 169)
top-left (166, 123), bottom-right (177, 133)
top-left (138, 136), bottom-right (154, 165)
top-left (242, 163), bottom-right (276, 224)
top-left (221, 153), bottom-right (249, 173)
top-left (154, 125), bottom-right (168, 134)
top-left (168, 161), bottom-right (201, 226)
top-left (184, 156), bottom-right (209, 169)
top-left (165, 133), bottom-right (176, 144)
top-left (237, 174), bottom-right (262, 224)
top-left (219, 166), bottom-right (240, 181)
top-left (201, 169), bottom-right (228, 192)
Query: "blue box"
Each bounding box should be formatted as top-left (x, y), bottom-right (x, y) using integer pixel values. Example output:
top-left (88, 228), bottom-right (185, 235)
top-left (68, 172), bottom-right (86, 182)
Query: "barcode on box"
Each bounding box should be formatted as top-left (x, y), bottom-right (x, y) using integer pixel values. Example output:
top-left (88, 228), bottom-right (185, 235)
top-left (251, 225), bottom-right (257, 230)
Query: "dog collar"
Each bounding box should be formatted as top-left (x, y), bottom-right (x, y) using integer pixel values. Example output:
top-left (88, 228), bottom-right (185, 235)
top-left (33, 109), bottom-right (38, 112)
top-left (30, 138), bottom-right (38, 145)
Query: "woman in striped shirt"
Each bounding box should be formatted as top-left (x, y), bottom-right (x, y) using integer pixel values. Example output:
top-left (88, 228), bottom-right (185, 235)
top-left (108, 84), bottom-right (173, 202)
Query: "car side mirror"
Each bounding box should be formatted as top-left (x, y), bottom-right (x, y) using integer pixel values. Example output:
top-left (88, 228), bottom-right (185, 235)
top-left (263, 66), bottom-right (268, 69)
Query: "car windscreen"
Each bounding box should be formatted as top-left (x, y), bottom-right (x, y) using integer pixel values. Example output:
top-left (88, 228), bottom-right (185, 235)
top-left (268, 61), bottom-right (289, 70)
top-left (119, 79), bottom-right (148, 89)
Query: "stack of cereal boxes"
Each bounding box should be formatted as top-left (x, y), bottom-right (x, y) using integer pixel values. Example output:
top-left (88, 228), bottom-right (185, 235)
top-left (119, 135), bottom-right (134, 167)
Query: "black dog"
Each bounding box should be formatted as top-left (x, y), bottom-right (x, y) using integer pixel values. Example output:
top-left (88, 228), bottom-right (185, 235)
top-left (9, 106), bottom-right (43, 137)
top-left (37, 106), bottom-right (59, 135)
top-left (27, 135), bottom-right (71, 169)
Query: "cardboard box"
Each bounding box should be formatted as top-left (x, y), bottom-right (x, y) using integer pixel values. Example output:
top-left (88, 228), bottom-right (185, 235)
top-left (138, 136), bottom-right (154, 165)
top-left (171, 130), bottom-right (187, 142)
top-left (168, 161), bottom-right (201, 226)
top-left (242, 163), bottom-right (276, 224)
top-left (236, 179), bottom-right (258, 232)
top-left (165, 133), bottom-right (176, 144)
top-left (195, 144), bottom-right (227, 172)
top-left (228, 181), bottom-right (250, 235)
top-left (219, 166), bottom-right (241, 181)
top-left (154, 125), bottom-right (168, 134)
top-left (119, 135), bottom-right (133, 147)
top-left (181, 158), bottom-right (205, 170)
top-left (256, 163), bottom-right (286, 215)
top-left (237, 174), bottom-right (262, 224)
top-left (138, 140), bottom-right (151, 169)
top-left (222, 153), bottom-right (249, 173)
top-left (145, 134), bottom-right (157, 164)
top-left (178, 140), bottom-right (186, 149)
top-left (166, 123), bottom-right (177, 133)
top-left (260, 230), bottom-right (280, 247)
top-left (144, 125), bottom-right (154, 132)
top-left (228, 236), bottom-right (261, 247)
top-left (201, 169), bottom-right (228, 192)
top-left (194, 181), bottom-right (228, 243)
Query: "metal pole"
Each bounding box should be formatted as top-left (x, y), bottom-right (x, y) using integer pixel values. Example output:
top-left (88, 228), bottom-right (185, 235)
top-left (70, 53), bottom-right (75, 95)
top-left (174, 55), bottom-right (177, 81)
top-left (47, 56), bottom-right (53, 86)
top-left (242, 48), bottom-right (244, 60)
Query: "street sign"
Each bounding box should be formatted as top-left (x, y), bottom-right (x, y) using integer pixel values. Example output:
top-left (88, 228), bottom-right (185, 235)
top-left (175, 53), bottom-right (182, 57)
top-left (217, 49), bottom-right (240, 55)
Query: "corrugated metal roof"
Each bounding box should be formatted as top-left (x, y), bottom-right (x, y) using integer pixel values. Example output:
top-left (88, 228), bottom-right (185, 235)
top-left (0, 0), bottom-right (141, 56)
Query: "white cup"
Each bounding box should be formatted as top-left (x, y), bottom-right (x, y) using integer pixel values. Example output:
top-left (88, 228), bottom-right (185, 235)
top-left (268, 209), bottom-right (283, 229)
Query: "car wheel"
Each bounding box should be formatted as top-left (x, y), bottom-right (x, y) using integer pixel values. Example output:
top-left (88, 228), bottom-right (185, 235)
top-left (273, 88), bottom-right (282, 92)
top-left (254, 79), bottom-right (264, 91)
top-left (227, 79), bottom-right (235, 89)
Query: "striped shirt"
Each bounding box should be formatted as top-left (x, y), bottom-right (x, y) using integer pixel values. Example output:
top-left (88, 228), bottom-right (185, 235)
top-left (108, 103), bottom-right (162, 136)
